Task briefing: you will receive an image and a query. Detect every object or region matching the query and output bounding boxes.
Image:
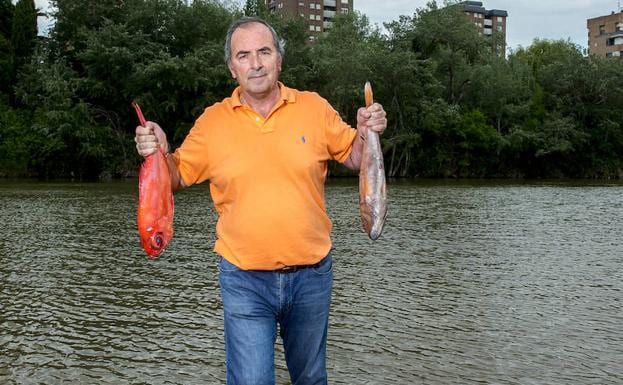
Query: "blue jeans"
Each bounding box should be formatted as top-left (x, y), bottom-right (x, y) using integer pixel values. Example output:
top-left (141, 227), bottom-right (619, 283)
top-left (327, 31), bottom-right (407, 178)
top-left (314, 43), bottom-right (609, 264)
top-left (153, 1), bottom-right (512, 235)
top-left (218, 253), bottom-right (333, 385)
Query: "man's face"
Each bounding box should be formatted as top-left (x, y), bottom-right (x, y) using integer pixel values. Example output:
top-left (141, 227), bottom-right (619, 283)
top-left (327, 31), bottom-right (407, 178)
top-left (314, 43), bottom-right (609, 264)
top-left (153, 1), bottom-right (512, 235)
top-left (228, 22), bottom-right (282, 99)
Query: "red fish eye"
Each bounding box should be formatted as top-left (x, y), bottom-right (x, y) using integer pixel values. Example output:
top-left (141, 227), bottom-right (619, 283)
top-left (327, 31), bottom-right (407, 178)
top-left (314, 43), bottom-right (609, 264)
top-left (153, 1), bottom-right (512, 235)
top-left (151, 232), bottom-right (164, 250)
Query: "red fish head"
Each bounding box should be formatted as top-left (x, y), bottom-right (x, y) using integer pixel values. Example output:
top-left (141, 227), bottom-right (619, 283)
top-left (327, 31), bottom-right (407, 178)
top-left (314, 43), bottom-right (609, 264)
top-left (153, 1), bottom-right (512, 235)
top-left (140, 224), bottom-right (170, 258)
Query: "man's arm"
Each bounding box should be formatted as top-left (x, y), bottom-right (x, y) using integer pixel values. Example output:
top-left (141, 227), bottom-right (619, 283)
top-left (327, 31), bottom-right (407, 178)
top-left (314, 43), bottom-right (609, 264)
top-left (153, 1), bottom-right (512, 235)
top-left (343, 131), bottom-right (364, 170)
top-left (164, 153), bottom-right (187, 192)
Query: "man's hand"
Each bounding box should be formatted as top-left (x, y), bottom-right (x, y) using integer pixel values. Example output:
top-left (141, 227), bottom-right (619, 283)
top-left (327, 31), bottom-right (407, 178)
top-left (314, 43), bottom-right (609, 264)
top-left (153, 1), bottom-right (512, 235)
top-left (356, 102), bottom-right (387, 140)
top-left (135, 121), bottom-right (168, 157)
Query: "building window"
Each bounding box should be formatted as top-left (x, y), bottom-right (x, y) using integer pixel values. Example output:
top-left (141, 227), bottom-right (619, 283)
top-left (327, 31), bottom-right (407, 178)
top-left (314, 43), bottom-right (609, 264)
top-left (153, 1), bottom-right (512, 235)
top-left (316, 25), bottom-right (322, 31)
top-left (497, 25), bottom-right (503, 32)
top-left (309, 25), bottom-right (315, 31)
top-left (341, 7), bottom-right (348, 12)
top-left (497, 16), bottom-right (503, 23)
top-left (599, 24), bottom-right (606, 35)
top-left (309, 3), bottom-right (315, 9)
top-left (617, 22), bottom-right (623, 31)
top-left (299, 1), bottom-right (304, 5)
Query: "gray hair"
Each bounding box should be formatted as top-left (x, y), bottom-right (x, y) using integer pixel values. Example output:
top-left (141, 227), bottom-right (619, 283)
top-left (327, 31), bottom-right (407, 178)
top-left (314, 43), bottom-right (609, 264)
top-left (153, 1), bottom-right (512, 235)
top-left (224, 17), bottom-right (286, 64)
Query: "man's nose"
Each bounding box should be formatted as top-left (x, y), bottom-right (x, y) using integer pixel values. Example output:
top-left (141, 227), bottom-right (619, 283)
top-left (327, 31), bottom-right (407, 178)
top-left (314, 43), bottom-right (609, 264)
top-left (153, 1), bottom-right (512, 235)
top-left (249, 53), bottom-right (262, 69)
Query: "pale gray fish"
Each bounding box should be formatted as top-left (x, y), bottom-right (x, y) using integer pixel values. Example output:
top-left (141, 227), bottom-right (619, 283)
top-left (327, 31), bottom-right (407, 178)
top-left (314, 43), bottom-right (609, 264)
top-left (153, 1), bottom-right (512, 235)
top-left (359, 81), bottom-right (387, 240)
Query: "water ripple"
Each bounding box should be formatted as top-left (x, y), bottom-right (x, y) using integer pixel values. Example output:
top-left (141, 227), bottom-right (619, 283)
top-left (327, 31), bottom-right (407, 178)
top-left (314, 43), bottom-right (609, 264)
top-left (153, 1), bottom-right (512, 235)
top-left (1, 180), bottom-right (622, 384)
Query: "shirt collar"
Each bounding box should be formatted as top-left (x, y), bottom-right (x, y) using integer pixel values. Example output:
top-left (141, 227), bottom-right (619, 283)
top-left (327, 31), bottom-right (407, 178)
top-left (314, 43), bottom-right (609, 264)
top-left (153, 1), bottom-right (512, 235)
top-left (230, 82), bottom-right (296, 109)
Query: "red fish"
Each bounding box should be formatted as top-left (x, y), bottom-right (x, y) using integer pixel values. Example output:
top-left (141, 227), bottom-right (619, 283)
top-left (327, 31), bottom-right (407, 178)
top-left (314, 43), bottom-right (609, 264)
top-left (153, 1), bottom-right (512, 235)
top-left (133, 101), bottom-right (174, 258)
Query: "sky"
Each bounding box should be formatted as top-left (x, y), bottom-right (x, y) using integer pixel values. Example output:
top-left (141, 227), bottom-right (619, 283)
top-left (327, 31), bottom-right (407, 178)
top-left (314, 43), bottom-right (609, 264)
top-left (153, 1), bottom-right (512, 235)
top-left (32, 0), bottom-right (623, 52)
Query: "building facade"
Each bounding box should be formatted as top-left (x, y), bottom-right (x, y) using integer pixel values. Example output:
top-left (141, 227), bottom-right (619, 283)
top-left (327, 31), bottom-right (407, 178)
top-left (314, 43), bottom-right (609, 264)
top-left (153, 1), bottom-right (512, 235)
top-left (265, 0), bottom-right (353, 40)
top-left (587, 11), bottom-right (623, 57)
top-left (461, 1), bottom-right (508, 54)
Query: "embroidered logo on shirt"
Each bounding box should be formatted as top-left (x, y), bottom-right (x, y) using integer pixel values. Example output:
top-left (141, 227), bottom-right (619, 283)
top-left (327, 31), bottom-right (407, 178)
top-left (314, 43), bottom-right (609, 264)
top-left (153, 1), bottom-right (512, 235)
top-left (301, 135), bottom-right (306, 144)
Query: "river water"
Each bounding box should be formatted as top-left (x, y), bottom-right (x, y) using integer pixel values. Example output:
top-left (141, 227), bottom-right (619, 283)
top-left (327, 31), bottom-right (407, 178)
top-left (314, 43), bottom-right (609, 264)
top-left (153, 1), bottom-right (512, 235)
top-left (1, 179), bottom-right (621, 384)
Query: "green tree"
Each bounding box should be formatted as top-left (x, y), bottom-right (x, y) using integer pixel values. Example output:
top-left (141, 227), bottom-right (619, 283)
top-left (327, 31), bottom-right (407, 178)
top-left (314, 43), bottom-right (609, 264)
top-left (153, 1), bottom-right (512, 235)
top-left (377, 15), bottom-right (441, 177)
top-left (243, 0), bottom-right (268, 18)
top-left (0, 32), bottom-right (11, 99)
top-left (412, 1), bottom-right (489, 104)
top-left (0, 0), bottom-right (13, 38)
top-left (274, 15), bottom-right (314, 91)
top-left (451, 109), bottom-right (500, 177)
top-left (311, 12), bottom-right (377, 122)
top-left (11, 0), bottom-right (37, 70)
top-left (509, 40), bottom-right (601, 177)
top-left (2, 0), bottom-right (623, 179)
top-left (466, 54), bottom-right (532, 134)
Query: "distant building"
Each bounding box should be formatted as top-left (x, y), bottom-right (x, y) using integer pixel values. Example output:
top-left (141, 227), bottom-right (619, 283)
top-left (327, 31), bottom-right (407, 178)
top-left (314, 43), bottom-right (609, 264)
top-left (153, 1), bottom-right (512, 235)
top-left (587, 11), bottom-right (623, 57)
top-left (265, 0), bottom-right (354, 41)
top-left (461, 1), bottom-right (508, 54)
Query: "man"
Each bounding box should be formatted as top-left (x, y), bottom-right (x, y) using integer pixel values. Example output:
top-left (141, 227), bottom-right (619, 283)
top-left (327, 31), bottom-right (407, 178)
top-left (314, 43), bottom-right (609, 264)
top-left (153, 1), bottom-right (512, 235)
top-left (135, 17), bottom-right (387, 385)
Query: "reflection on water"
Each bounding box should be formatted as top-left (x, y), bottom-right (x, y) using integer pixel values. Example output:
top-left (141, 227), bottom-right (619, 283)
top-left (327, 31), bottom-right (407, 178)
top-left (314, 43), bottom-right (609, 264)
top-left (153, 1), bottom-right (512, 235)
top-left (1, 179), bottom-right (622, 384)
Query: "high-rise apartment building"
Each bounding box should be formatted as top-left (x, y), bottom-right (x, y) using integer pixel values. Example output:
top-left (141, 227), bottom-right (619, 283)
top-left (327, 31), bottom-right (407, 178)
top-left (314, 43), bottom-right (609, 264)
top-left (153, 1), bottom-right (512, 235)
top-left (587, 11), bottom-right (623, 57)
top-left (265, 0), bottom-right (353, 40)
top-left (461, 1), bottom-right (508, 53)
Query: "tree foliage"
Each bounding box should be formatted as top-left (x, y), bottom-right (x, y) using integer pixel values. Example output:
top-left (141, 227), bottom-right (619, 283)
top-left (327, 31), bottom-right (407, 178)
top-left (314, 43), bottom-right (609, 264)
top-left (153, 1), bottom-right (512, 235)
top-left (1, 0), bottom-right (623, 179)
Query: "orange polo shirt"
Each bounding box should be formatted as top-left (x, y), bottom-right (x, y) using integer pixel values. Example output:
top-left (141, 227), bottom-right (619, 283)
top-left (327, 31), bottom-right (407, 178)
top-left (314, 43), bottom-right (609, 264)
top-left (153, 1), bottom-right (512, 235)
top-left (171, 83), bottom-right (357, 270)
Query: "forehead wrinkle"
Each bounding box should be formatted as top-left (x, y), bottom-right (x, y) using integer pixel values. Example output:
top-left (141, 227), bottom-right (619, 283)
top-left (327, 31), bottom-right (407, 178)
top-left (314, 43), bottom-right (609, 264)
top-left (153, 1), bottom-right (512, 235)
top-left (231, 23), bottom-right (276, 52)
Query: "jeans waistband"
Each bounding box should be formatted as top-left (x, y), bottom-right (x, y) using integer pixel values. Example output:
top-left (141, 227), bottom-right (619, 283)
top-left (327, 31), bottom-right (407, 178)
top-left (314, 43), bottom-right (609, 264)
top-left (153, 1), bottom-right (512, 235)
top-left (273, 256), bottom-right (325, 273)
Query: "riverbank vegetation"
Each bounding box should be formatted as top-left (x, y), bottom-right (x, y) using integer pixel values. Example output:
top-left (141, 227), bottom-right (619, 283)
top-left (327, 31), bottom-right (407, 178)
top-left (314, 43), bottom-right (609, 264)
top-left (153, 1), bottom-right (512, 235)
top-left (2, 0), bottom-right (623, 179)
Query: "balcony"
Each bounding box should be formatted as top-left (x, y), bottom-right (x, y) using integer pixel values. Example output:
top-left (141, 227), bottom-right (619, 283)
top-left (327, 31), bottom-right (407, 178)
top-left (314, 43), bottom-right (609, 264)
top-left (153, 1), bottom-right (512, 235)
top-left (607, 36), bottom-right (623, 46)
top-left (324, 0), bottom-right (336, 6)
top-left (324, 10), bottom-right (336, 18)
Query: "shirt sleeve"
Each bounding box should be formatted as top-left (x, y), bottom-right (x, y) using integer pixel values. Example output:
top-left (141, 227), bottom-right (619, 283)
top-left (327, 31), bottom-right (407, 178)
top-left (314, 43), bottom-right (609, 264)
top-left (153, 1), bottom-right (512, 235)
top-left (171, 113), bottom-right (211, 186)
top-left (324, 101), bottom-right (357, 163)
